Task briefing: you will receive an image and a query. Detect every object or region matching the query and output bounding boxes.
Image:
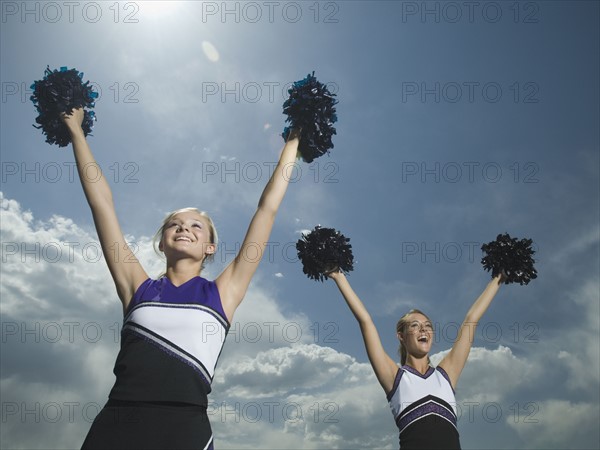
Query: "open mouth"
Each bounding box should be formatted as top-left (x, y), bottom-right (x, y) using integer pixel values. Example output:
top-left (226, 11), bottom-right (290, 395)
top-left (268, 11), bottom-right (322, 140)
top-left (418, 335), bottom-right (428, 343)
top-left (175, 237), bottom-right (192, 242)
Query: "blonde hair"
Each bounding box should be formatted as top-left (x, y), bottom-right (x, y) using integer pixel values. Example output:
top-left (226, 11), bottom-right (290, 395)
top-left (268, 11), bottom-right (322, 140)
top-left (152, 207), bottom-right (218, 272)
top-left (396, 309), bottom-right (433, 366)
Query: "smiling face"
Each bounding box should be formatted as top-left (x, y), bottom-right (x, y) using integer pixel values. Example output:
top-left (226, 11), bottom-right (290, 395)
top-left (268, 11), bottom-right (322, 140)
top-left (156, 209), bottom-right (217, 266)
top-left (400, 313), bottom-right (434, 354)
top-left (396, 310), bottom-right (434, 364)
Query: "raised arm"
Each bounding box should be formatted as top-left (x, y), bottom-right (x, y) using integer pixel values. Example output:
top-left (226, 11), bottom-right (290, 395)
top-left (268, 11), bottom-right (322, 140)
top-left (329, 271), bottom-right (399, 394)
top-left (216, 130), bottom-right (300, 321)
top-left (438, 274), bottom-right (503, 388)
top-left (62, 109), bottom-right (148, 310)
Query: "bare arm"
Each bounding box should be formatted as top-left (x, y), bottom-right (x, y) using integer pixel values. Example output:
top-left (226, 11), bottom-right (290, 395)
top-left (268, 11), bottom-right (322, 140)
top-left (63, 109), bottom-right (148, 310)
top-left (329, 271), bottom-right (399, 394)
top-left (216, 130), bottom-right (300, 321)
top-left (438, 274), bottom-right (503, 388)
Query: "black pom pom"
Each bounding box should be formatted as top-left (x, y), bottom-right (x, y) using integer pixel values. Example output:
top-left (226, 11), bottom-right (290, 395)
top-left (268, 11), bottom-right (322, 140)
top-left (282, 72), bottom-right (338, 163)
top-left (481, 233), bottom-right (537, 285)
top-left (30, 66), bottom-right (98, 147)
top-left (296, 226), bottom-right (354, 282)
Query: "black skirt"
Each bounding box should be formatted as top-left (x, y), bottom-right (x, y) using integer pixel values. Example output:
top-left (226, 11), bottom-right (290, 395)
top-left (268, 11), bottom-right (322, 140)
top-left (399, 414), bottom-right (461, 449)
top-left (81, 400), bottom-right (213, 450)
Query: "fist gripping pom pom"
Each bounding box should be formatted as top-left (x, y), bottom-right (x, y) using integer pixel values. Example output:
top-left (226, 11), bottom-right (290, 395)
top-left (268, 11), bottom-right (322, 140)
top-left (481, 233), bottom-right (537, 285)
top-left (296, 226), bottom-right (354, 282)
top-left (282, 72), bottom-right (338, 163)
top-left (30, 66), bottom-right (98, 147)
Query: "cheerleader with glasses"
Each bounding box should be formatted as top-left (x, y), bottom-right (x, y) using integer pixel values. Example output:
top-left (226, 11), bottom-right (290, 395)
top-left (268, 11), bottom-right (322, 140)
top-left (327, 269), bottom-right (505, 449)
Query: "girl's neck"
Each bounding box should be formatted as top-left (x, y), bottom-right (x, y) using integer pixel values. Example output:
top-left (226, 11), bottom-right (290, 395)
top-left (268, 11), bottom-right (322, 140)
top-left (404, 356), bottom-right (431, 375)
top-left (165, 261), bottom-right (203, 287)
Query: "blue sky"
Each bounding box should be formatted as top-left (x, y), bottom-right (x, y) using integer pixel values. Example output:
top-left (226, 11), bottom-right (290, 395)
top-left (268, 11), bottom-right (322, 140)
top-left (1, 1), bottom-right (599, 449)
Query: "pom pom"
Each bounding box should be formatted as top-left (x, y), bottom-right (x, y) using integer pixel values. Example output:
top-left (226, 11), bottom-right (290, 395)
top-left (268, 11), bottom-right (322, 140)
top-left (481, 233), bottom-right (537, 285)
top-left (282, 72), bottom-right (338, 163)
top-left (296, 226), bottom-right (354, 282)
top-left (30, 66), bottom-right (98, 147)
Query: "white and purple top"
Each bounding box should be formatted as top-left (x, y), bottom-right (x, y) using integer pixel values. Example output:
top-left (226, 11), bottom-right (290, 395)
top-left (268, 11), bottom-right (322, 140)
top-left (109, 277), bottom-right (229, 407)
top-left (387, 365), bottom-right (461, 449)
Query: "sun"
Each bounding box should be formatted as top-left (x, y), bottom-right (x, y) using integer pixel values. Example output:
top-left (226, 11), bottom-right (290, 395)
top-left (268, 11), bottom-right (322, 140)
top-left (139, 0), bottom-right (181, 18)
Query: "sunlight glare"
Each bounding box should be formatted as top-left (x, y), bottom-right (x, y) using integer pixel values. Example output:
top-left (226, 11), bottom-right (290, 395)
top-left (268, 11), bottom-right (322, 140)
top-left (202, 41), bottom-right (220, 62)
top-left (140, 1), bottom-right (180, 18)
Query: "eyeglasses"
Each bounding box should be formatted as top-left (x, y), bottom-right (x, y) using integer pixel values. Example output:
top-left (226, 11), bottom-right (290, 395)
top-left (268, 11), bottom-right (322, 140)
top-left (406, 321), bottom-right (434, 332)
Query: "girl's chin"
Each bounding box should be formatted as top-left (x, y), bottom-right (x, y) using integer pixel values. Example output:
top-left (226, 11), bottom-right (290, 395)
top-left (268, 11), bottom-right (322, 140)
top-left (165, 250), bottom-right (203, 260)
top-left (413, 347), bottom-right (431, 357)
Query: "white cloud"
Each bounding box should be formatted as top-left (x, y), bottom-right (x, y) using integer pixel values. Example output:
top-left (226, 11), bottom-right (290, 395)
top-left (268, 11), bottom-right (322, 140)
top-left (549, 224), bottom-right (600, 265)
top-left (2, 193), bottom-right (599, 450)
top-left (556, 276), bottom-right (600, 393)
top-left (540, 234), bottom-right (600, 394)
top-left (1, 193), bottom-right (113, 317)
top-left (0, 192), bottom-right (163, 318)
top-left (0, 376), bottom-right (95, 449)
top-left (507, 400), bottom-right (600, 449)
top-left (211, 343), bottom-right (395, 449)
top-left (456, 346), bottom-right (539, 403)
top-left (217, 344), bottom-right (356, 398)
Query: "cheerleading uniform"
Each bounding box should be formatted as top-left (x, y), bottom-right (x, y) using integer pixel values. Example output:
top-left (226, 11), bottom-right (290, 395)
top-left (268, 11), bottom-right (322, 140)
top-left (82, 276), bottom-right (229, 450)
top-left (387, 365), bottom-right (460, 449)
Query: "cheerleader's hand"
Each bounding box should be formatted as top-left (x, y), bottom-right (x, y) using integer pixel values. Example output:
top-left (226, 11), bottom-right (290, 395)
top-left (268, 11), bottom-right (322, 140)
top-left (60, 108), bottom-right (85, 134)
top-left (497, 269), bottom-right (507, 285)
top-left (286, 127), bottom-right (302, 142)
top-left (325, 266), bottom-right (343, 280)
